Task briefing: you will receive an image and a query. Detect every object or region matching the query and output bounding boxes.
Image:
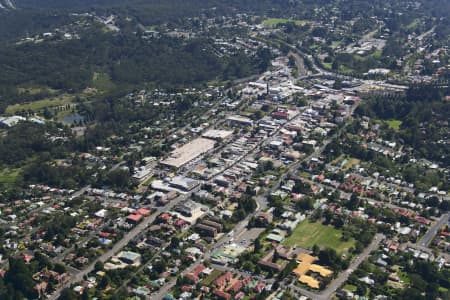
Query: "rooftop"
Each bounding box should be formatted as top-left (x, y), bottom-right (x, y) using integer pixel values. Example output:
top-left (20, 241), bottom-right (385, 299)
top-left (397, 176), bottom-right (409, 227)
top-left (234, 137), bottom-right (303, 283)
top-left (202, 129), bottom-right (234, 140)
top-left (161, 138), bottom-right (215, 168)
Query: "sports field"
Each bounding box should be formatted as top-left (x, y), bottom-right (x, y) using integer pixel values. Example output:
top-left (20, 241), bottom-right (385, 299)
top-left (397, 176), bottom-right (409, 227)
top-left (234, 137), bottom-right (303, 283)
top-left (263, 18), bottom-right (306, 27)
top-left (282, 219), bottom-right (355, 255)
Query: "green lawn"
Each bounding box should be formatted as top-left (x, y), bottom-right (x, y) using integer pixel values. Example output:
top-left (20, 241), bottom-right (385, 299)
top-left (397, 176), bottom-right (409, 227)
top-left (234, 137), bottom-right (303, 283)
top-left (386, 119), bottom-right (402, 131)
top-left (397, 270), bottom-right (410, 285)
top-left (372, 50), bottom-right (383, 59)
top-left (5, 94), bottom-right (75, 114)
top-left (0, 168), bottom-right (21, 186)
top-left (263, 18), bottom-right (306, 27)
top-left (282, 220), bottom-right (356, 255)
top-left (343, 284), bottom-right (357, 292)
top-left (322, 62), bottom-right (332, 69)
top-left (338, 64), bottom-right (353, 74)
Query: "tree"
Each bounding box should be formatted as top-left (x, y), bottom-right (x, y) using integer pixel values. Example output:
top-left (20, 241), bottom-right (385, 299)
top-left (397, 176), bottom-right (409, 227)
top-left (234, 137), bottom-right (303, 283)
top-left (254, 238), bottom-right (262, 253)
top-left (4, 258), bottom-right (37, 299)
top-left (94, 261), bottom-right (104, 272)
top-left (106, 169), bottom-right (131, 189)
top-left (346, 193), bottom-right (361, 210)
top-left (153, 259), bottom-right (166, 274)
top-left (98, 274), bottom-right (111, 289)
top-left (54, 262), bottom-right (67, 274)
top-left (333, 78), bottom-right (342, 90)
top-left (296, 196), bottom-right (314, 211)
top-left (312, 244), bottom-right (320, 256)
top-left (332, 60), bottom-right (339, 70)
top-left (356, 282), bottom-right (367, 296)
top-left (169, 237), bottom-right (181, 249)
top-left (60, 288), bottom-right (78, 300)
top-left (278, 259), bottom-right (297, 279)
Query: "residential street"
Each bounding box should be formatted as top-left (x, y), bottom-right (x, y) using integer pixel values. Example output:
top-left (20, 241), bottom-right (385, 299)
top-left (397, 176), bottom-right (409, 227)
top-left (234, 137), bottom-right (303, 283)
top-left (419, 213), bottom-right (449, 247)
top-left (48, 189), bottom-right (199, 300)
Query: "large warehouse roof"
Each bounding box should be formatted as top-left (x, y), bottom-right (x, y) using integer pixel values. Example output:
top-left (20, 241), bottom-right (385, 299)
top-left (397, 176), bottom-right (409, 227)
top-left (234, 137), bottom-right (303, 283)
top-left (161, 138), bottom-right (215, 168)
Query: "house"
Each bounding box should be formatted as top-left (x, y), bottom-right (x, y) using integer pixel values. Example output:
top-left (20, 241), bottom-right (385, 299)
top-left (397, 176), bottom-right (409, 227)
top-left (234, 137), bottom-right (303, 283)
top-left (213, 289), bottom-right (231, 300)
top-left (126, 214), bottom-right (143, 224)
top-left (174, 200), bottom-right (204, 218)
top-left (202, 220), bottom-right (223, 233)
top-left (254, 283), bottom-right (265, 293)
top-left (229, 280), bottom-right (243, 293)
top-left (258, 250), bottom-right (283, 272)
top-left (118, 251), bottom-right (141, 265)
top-left (215, 272), bottom-right (233, 289)
top-left (158, 213), bottom-right (171, 223)
top-left (275, 245), bottom-right (294, 260)
top-left (256, 211), bottom-right (273, 224)
top-left (359, 276), bottom-right (375, 285)
top-left (185, 264), bottom-right (205, 283)
top-left (195, 223), bottom-right (218, 237)
top-left (174, 219), bottom-right (187, 229)
top-left (227, 115), bottom-right (254, 127)
top-left (94, 209), bottom-right (108, 218)
top-left (135, 208), bottom-right (151, 216)
top-left (146, 236), bottom-right (163, 247)
top-left (271, 111), bottom-right (289, 120)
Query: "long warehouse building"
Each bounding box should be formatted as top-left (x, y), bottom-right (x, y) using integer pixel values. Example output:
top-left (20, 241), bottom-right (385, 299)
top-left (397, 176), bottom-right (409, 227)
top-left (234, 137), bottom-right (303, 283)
top-left (161, 137), bottom-right (216, 169)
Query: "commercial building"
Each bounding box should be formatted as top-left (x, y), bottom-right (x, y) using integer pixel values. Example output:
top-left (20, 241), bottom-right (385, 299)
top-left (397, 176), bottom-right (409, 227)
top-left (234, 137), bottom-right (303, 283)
top-left (161, 138), bottom-right (216, 168)
top-left (202, 129), bottom-right (234, 140)
top-left (226, 115), bottom-right (254, 127)
top-left (174, 200), bottom-right (204, 218)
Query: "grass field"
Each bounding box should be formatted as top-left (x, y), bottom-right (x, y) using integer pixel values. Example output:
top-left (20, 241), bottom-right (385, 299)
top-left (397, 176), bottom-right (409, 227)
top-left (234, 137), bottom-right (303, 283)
top-left (385, 119), bottom-right (402, 131)
top-left (0, 168), bottom-right (21, 186)
top-left (282, 219), bottom-right (356, 255)
top-left (343, 158), bottom-right (360, 170)
top-left (202, 269), bottom-right (223, 286)
top-left (263, 18), bottom-right (306, 27)
top-left (5, 94), bottom-right (75, 114)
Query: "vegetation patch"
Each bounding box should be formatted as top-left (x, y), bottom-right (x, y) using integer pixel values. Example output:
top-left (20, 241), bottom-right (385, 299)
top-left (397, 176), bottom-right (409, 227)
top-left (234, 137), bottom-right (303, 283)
top-left (263, 18), bottom-right (306, 27)
top-left (282, 219), bottom-right (356, 255)
top-left (17, 86), bottom-right (57, 96)
top-left (202, 269), bottom-right (223, 286)
top-left (385, 119), bottom-right (402, 131)
top-left (343, 284), bottom-right (357, 292)
top-left (0, 168), bottom-right (21, 186)
top-left (5, 94), bottom-right (75, 114)
top-left (343, 158), bottom-right (361, 170)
